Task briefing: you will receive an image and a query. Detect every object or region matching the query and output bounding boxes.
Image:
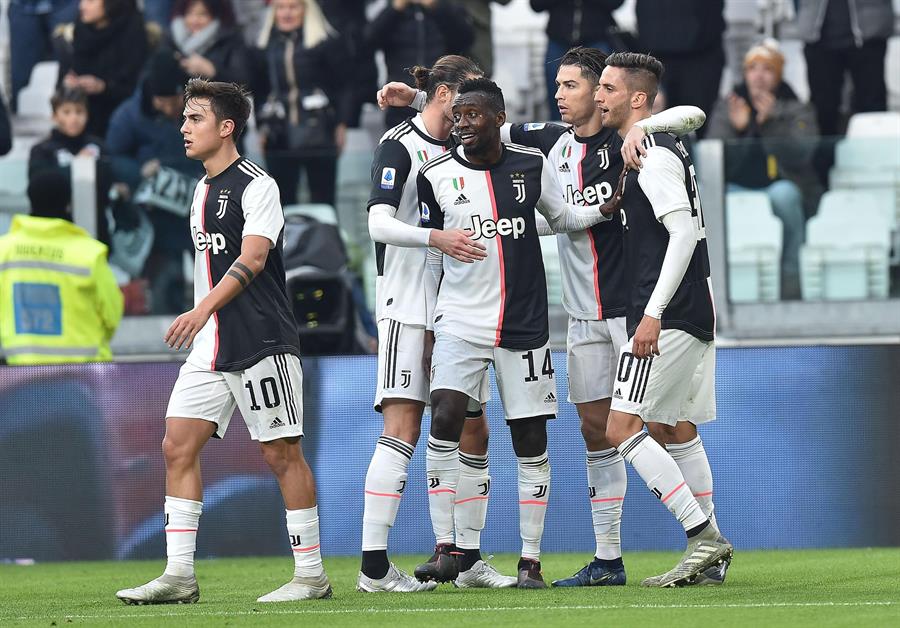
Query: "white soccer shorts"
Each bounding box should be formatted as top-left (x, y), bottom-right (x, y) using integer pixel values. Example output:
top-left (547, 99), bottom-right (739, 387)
top-left (375, 319), bottom-right (488, 415)
top-left (166, 353), bottom-right (304, 441)
top-left (566, 316), bottom-right (629, 404)
top-left (430, 331), bottom-right (558, 421)
top-left (610, 328), bottom-right (715, 426)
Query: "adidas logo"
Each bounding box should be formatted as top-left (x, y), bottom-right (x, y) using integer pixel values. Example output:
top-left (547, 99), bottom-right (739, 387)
top-left (613, 388), bottom-right (623, 399)
top-left (558, 163), bottom-right (571, 172)
top-left (453, 194), bottom-right (470, 205)
top-left (269, 417), bottom-right (285, 429)
top-left (544, 392), bottom-right (557, 403)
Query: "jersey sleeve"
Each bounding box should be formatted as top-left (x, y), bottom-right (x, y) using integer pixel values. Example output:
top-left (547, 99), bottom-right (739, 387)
top-left (417, 170), bottom-right (444, 230)
top-left (508, 122), bottom-right (569, 155)
top-left (241, 176), bottom-right (284, 246)
top-left (636, 144), bottom-right (692, 221)
top-left (367, 139), bottom-right (412, 210)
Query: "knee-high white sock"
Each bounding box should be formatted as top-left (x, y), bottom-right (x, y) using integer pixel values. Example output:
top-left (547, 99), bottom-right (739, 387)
top-left (454, 452), bottom-right (490, 550)
top-left (426, 435), bottom-right (459, 546)
top-left (668, 436), bottom-right (717, 527)
top-left (587, 448), bottom-right (627, 560)
top-left (617, 431), bottom-right (707, 533)
top-left (287, 506), bottom-right (324, 578)
top-left (518, 452), bottom-right (550, 561)
top-left (362, 436), bottom-right (414, 551)
top-left (164, 496), bottom-right (202, 577)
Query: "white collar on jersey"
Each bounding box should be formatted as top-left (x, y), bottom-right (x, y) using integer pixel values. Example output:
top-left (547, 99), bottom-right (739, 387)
top-left (411, 114), bottom-right (443, 143)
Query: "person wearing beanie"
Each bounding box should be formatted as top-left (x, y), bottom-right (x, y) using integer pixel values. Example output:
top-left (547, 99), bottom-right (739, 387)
top-left (706, 40), bottom-right (821, 300)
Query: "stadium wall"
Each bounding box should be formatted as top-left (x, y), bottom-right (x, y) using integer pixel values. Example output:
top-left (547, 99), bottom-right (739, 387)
top-left (1, 345), bottom-right (898, 562)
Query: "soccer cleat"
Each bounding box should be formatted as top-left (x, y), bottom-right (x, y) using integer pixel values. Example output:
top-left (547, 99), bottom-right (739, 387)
top-left (641, 528), bottom-right (734, 588)
top-left (516, 558), bottom-right (547, 589)
top-left (115, 573), bottom-right (200, 605)
top-left (256, 573), bottom-right (333, 602)
top-left (693, 556), bottom-right (731, 585)
top-left (357, 563), bottom-right (439, 593)
top-left (454, 559), bottom-right (517, 588)
top-left (414, 544), bottom-right (460, 583)
top-left (551, 558), bottom-right (627, 587)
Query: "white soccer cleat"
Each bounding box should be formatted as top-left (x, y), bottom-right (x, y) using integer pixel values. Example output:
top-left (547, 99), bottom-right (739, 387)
top-left (116, 573), bottom-right (199, 605)
top-left (256, 573), bottom-right (333, 602)
top-left (357, 563), bottom-right (439, 592)
top-left (642, 527), bottom-right (734, 588)
top-left (454, 559), bottom-right (517, 588)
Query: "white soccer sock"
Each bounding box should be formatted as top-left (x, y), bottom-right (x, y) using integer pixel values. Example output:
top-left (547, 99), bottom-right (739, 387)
top-left (668, 436), bottom-right (717, 527)
top-left (454, 452), bottom-right (490, 550)
top-left (362, 436), bottom-right (414, 551)
top-left (287, 506), bottom-right (324, 578)
top-left (518, 452), bottom-right (550, 561)
top-left (586, 448), bottom-right (627, 560)
top-left (617, 431), bottom-right (708, 532)
top-left (426, 435), bottom-right (459, 545)
top-left (164, 496), bottom-right (202, 577)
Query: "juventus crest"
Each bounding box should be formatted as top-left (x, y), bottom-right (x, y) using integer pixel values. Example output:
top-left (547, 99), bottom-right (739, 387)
top-left (511, 172), bottom-right (526, 203)
top-left (216, 189), bottom-right (230, 219)
top-left (597, 147), bottom-right (610, 170)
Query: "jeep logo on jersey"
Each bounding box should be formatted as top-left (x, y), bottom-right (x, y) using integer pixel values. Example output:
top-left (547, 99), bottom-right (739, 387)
top-left (193, 228), bottom-right (227, 254)
top-left (565, 181), bottom-right (613, 206)
top-left (470, 214), bottom-right (526, 240)
top-left (511, 172), bottom-right (526, 203)
top-left (597, 147), bottom-right (610, 170)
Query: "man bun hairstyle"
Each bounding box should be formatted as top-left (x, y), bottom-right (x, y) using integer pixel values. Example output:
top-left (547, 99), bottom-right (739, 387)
top-left (604, 52), bottom-right (664, 106)
top-left (183, 78), bottom-right (252, 140)
top-left (457, 77), bottom-right (505, 114)
top-left (559, 46), bottom-right (608, 84)
top-left (410, 55), bottom-right (483, 103)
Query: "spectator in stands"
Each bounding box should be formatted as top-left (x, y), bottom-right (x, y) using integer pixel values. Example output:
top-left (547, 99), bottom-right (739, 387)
top-left (164, 0), bottom-right (251, 86)
top-left (458, 0), bottom-right (511, 77)
top-left (28, 87), bottom-right (112, 247)
top-left (366, 0), bottom-right (474, 128)
top-left (54, 0), bottom-right (149, 137)
top-left (254, 0), bottom-right (353, 206)
top-left (707, 41), bottom-right (820, 300)
top-left (635, 0), bottom-right (725, 138)
top-left (106, 50), bottom-right (201, 314)
top-left (530, 0), bottom-right (622, 120)
top-left (798, 0), bottom-right (895, 137)
top-left (0, 89), bottom-right (11, 156)
top-left (0, 169), bottom-right (123, 365)
top-left (7, 0), bottom-right (79, 114)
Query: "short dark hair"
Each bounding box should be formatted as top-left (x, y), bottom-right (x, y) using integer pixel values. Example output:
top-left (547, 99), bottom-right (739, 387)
top-left (456, 77), bottom-right (505, 114)
top-left (28, 170), bottom-right (72, 221)
top-left (183, 78), bottom-right (252, 139)
top-left (171, 0), bottom-right (236, 27)
top-left (411, 55), bottom-right (483, 103)
top-left (103, 0), bottom-right (139, 21)
top-left (559, 46), bottom-right (608, 84)
top-left (50, 87), bottom-right (88, 112)
top-left (603, 52), bottom-right (664, 105)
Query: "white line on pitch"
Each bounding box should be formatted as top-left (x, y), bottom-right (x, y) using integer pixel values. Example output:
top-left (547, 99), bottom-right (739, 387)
top-left (12, 600), bottom-right (897, 621)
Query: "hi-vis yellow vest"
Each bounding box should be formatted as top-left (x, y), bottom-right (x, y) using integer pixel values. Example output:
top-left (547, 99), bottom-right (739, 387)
top-left (0, 215), bottom-right (124, 365)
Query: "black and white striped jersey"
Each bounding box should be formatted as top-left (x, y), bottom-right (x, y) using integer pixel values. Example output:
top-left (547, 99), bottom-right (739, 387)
top-left (417, 143), bottom-right (577, 350)
top-left (621, 133), bottom-right (714, 342)
top-left (366, 115), bottom-right (450, 325)
top-left (508, 122), bottom-right (626, 321)
top-left (188, 157), bottom-right (301, 372)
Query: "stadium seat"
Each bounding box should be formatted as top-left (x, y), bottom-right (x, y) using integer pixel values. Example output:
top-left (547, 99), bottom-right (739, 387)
top-left (801, 192), bottom-right (891, 300)
top-left (845, 111), bottom-right (900, 138)
top-left (540, 235), bottom-right (563, 306)
top-left (0, 159), bottom-right (30, 214)
top-left (725, 191), bottom-right (783, 302)
top-left (284, 203), bottom-right (339, 225)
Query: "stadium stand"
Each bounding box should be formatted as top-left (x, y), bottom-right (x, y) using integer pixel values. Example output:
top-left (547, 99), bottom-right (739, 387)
top-left (726, 190), bottom-right (783, 302)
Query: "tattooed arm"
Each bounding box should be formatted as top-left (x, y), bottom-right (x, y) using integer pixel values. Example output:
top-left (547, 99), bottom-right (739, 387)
top-left (165, 235), bottom-right (271, 349)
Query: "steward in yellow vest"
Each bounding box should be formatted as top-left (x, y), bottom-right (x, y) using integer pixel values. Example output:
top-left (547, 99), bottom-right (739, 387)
top-left (0, 171), bottom-right (123, 364)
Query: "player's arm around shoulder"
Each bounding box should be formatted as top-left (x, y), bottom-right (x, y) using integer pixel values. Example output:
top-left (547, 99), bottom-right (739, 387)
top-left (635, 142), bottom-right (693, 222)
top-left (623, 106), bottom-right (706, 170)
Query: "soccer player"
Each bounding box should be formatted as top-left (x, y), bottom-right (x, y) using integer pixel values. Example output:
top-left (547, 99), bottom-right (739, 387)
top-left (377, 48), bottom-right (714, 587)
top-left (594, 52), bottom-right (733, 587)
top-left (115, 79), bottom-right (330, 604)
top-left (418, 78), bottom-right (615, 589)
top-left (360, 56), bottom-right (516, 593)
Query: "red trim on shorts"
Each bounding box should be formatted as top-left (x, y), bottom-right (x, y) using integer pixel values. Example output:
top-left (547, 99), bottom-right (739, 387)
top-left (486, 171), bottom-right (505, 346)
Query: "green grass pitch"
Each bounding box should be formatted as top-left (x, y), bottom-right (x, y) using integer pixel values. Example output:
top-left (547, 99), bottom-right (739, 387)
top-left (2, 549), bottom-right (898, 627)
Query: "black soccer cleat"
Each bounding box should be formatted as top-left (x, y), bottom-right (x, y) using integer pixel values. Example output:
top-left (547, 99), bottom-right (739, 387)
top-left (516, 558), bottom-right (547, 589)
top-left (414, 544), bottom-right (460, 583)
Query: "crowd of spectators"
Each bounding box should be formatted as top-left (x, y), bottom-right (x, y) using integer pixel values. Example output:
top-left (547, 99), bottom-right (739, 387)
top-left (0, 0), bottom-right (897, 333)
